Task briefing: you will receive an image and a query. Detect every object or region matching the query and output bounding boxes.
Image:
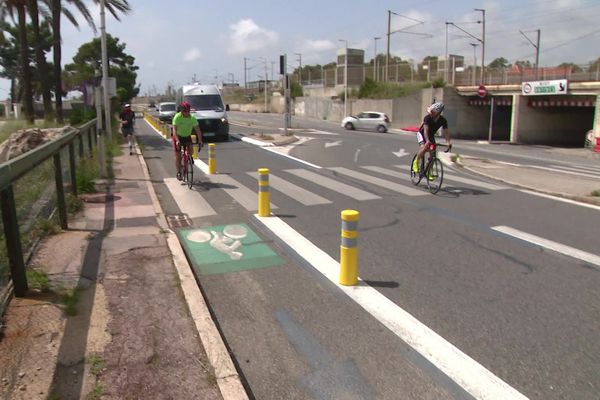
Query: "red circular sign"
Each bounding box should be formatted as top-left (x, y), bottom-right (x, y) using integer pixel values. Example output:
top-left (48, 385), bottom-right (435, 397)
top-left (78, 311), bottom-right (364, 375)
top-left (477, 85), bottom-right (487, 98)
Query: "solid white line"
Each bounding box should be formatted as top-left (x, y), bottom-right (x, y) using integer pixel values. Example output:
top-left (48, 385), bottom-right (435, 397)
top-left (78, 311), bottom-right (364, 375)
top-left (164, 177), bottom-right (216, 218)
top-left (518, 189), bottom-right (600, 211)
top-left (310, 129), bottom-right (340, 135)
top-left (255, 215), bottom-right (528, 400)
top-left (263, 146), bottom-right (323, 169)
top-left (205, 172), bottom-right (277, 212)
top-left (492, 225), bottom-right (600, 268)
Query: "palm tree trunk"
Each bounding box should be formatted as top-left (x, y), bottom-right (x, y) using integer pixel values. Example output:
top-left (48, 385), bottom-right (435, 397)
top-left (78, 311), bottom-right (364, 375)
top-left (17, 2), bottom-right (34, 123)
top-left (28, 0), bottom-right (53, 121)
top-left (51, 0), bottom-right (63, 123)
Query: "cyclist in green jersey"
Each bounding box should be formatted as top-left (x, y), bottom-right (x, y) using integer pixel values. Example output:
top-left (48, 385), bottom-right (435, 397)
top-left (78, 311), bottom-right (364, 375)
top-left (172, 101), bottom-right (203, 178)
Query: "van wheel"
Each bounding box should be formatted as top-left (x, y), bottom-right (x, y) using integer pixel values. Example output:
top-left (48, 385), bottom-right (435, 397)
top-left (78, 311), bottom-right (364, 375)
top-left (377, 125), bottom-right (387, 133)
top-left (344, 122), bottom-right (354, 130)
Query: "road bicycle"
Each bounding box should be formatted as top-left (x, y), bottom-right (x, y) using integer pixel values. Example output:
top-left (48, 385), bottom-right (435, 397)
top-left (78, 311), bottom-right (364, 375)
top-left (172, 136), bottom-right (196, 189)
top-left (410, 143), bottom-right (452, 194)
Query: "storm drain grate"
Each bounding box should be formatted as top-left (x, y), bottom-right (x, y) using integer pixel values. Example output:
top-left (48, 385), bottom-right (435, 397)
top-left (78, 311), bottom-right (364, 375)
top-left (166, 214), bottom-right (192, 229)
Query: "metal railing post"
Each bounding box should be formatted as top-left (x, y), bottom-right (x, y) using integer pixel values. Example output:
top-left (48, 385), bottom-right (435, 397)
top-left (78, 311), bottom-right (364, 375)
top-left (78, 132), bottom-right (84, 158)
top-left (69, 142), bottom-right (77, 196)
top-left (0, 186), bottom-right (28, 296)
top-left (53, 153), bottom-right (68, 229)
top-left (88, 126), bottom-right (94, 156)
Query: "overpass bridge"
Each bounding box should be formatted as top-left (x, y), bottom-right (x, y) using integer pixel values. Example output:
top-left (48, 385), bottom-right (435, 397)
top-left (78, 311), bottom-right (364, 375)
top-left (449, 81), bottom-right (600, 147)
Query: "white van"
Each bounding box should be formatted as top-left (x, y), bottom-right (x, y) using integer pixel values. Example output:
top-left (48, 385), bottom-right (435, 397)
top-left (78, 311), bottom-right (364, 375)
top-left (176, 84), bottom-right (229, 141)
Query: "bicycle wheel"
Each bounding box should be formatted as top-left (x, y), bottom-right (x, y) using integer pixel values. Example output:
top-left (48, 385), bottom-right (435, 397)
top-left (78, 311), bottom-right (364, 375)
top-left (186, 154), bottom-right (194, 188)
top-left (410, 154), bottom-right (423, 185)
top-left (426, 157), bottom-right (444, 194)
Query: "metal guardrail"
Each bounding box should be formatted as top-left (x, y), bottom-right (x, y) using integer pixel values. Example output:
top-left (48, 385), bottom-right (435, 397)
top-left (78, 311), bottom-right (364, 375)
top-left (0, 119), bottom-right (98, 298)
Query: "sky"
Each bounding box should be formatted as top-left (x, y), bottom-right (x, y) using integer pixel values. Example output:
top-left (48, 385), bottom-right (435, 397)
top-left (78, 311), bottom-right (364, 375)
top-left (1, 0), bottom-right (600, 98)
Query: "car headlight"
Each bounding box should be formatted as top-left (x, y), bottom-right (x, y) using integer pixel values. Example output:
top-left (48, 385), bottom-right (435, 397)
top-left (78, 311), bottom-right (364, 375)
top-left (221, 117), bottom-right (228, 123)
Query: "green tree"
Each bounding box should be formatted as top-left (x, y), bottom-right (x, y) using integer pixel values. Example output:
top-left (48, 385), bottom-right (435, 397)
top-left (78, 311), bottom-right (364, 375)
top-left (49, 0), bottom-right (131, 122)
top-left (488, 57), bottom-right (510, 69)
top-left (514, 60), bottom-right (532, 70)
top-left (64, 34), bottom-right (139, 103)
top-left (557, 62), bottom-right (582, 73)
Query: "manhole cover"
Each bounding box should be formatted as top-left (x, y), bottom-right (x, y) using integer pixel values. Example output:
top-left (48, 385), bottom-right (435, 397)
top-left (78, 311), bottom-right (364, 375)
top-left (167, 214), bottom-right (192, 228)
top-left (81, 194), bottom-right (117, 203)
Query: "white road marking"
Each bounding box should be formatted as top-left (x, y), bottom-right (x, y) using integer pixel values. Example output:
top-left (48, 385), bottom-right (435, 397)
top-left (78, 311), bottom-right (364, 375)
top-left (286, 169), bottom-right (380, 201)
top-left (551, 164), bottom-right (600, 175)
top-left (517, 190), bottom-right (600, 211)
top-left (263, 147), bottom-right (323, 169)
top-left (310, 129), bottom-right (340, 135)
top-left (492, 225), bottom-right (600, 268)
top-left (255, 214), bottom-right (528, 400)
top-left (389, 165), bottom-right (507, 191)
top-left (246, 172), bottom-right (331, 205)
top-left (325, 140), bottom-right (343, 148)
top-left (164, 178), bottom-right (216, 218)
top-left (392, 148), bottom-right (409, 158)
top-left (528, 164), bottom-right (600, 180)
top-left (330, 167), bottom-right (425, 196)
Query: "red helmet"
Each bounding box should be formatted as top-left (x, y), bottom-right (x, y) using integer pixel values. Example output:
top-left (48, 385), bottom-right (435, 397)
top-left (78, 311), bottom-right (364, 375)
top-left (180, 101), bottom-right (191, 112)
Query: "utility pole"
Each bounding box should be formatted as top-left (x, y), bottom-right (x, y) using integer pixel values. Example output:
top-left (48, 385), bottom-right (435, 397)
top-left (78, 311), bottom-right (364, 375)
top-left (520, 29), bottom-right (541, 80)
top-left (295, 53), bottom-right (302, 85)
top-left (373, 36), bottom-right (381, 81)
top-left (244, 57), bottom-right (248, 89)
top-left (445, 22), bottom-right (450, 83)
top-left (386, 10), bottom-right (391, 82)
top-left (339, 39), bottom-right (348, 118)
top-left (475, 8), bottom-right (486, 84)
top-left (100, 0), bottom-right (111, 140)
top-left (470, 43), bottom-right (478, 86)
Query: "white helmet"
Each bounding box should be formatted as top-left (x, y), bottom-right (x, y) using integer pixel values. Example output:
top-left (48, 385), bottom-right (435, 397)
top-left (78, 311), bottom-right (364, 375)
top-left (427, 102), bottom-right (445, 114)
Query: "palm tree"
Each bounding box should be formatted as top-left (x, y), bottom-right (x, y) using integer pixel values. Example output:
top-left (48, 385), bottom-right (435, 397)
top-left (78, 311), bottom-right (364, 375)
top-left (48, 0), bottom-right (130, 123)
top-left (0, 0), bottom-right (35, 123)
top-left (28, 0), bottom-right (53, 120)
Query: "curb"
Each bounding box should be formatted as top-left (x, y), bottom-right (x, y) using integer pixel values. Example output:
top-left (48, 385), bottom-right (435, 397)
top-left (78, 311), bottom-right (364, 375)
top-left (138, 121), bottom-right (250, 399)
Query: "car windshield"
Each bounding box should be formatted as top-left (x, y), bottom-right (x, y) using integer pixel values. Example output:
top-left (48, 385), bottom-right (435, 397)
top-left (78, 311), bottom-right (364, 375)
top-left (161, 104), bottom-right (176, 111)
top-left (184, 95), bottom-right (224, 111)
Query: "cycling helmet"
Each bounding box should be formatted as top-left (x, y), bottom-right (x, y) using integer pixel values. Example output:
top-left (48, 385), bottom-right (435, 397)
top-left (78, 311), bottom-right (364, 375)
top-left (428, 102), bottom-right (445, 114)
top-left (180, 101), bottom-right (191, 112)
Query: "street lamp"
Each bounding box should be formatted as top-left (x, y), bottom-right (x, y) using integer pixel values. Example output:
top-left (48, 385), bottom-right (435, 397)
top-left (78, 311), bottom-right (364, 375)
top-left (373, 37), bottom-right (381, 81)
top-left (339, 39), bottom-right (348, 118)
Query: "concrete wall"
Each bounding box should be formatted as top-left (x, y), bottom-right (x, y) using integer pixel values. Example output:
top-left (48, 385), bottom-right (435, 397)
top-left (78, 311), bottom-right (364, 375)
top-left (443, 87), bottom-right (490, 140)
top-left (294, 97), bottom-right (344, 122)
top-left (303, 85), bottom-right (339, 98)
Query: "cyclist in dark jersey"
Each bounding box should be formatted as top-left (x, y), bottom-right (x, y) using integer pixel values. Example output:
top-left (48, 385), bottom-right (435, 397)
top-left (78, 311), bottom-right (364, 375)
top-left (412, 102), bottom-right (452, 172)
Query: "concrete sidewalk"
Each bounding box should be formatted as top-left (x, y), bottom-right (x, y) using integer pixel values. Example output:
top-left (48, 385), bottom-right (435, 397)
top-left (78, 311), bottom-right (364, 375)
top-left (0, 142), bottom-right (247, 400)
top-left (454, 154), bottom-right (600, 207)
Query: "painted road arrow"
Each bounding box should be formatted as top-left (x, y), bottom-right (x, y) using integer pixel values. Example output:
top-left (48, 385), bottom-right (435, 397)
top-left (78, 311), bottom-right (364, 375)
top-left (325, 140), bottom-right (343, 148)
top-left (392, 148), bottom-right (409, 158)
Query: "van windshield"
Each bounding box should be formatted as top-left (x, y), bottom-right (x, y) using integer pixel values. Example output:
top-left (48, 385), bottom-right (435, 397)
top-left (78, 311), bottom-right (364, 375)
top-left (184, 95), bottom-right (224, 111)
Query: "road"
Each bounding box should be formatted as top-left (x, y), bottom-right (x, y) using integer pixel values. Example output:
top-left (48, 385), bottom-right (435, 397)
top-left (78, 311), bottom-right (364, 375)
top-left (136, 111), bottom-right (600, 400)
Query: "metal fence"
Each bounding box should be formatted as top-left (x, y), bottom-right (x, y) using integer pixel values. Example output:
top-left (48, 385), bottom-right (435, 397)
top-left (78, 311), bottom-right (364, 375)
top-left (0, 119), bottom-right (98, 311)
top-left (295, 63), bottom-right (600, 88)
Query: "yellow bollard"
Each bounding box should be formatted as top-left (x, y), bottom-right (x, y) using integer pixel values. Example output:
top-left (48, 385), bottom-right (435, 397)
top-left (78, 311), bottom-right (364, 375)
top-left (339, 210), bottom-right (359, 286)
top-left (257, 168), bottom-right (270, 217)
top-left (191, 134), bottom-right (199, 159)
top-left (208, 143), bottom-right (216, 174)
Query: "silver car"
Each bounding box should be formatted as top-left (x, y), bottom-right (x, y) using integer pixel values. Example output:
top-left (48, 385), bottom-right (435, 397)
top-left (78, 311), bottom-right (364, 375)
top-left (158, 102), bottom-right (177, 122)
top-left (341, 111), bottom-right (391, 133)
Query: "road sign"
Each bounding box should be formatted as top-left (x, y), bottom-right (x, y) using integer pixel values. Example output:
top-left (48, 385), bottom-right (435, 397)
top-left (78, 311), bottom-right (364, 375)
top-left (522, 79), bottom-right (568, 96)
top-left (477, 85), bottom-right (487, 98)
